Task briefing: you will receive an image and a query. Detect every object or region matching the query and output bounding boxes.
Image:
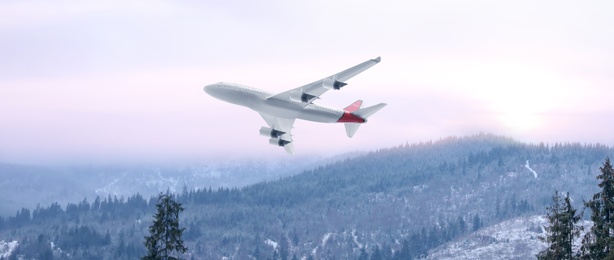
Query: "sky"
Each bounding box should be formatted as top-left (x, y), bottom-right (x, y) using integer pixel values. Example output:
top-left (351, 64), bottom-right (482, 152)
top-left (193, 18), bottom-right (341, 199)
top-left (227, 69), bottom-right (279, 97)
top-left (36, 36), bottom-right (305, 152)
top-left (1, 0), bottom-right (613, 164)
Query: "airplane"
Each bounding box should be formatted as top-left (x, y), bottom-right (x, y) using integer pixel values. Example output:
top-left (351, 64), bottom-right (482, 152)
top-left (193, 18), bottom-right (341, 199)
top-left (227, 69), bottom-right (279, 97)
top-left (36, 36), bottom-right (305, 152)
top-left (203, 56), bottom-right (386, 154)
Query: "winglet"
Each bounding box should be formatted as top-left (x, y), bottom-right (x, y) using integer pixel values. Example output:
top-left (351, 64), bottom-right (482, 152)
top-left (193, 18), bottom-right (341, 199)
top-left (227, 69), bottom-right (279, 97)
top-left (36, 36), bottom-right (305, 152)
top-left (372, 57), bottom-right (381, 62)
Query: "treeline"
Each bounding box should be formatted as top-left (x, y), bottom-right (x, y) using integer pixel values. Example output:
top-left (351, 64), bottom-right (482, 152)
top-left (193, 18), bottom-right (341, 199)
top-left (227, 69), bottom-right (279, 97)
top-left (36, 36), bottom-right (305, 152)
top-left (3, 193), bottom-right (151, 229)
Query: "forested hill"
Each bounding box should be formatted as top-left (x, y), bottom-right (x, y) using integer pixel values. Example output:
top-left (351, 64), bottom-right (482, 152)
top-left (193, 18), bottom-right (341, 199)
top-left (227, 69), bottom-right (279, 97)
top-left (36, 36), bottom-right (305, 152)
top-left (0, 156), bottom-right (328, 216)
top-left (1, 134), bottom-right (613, 259)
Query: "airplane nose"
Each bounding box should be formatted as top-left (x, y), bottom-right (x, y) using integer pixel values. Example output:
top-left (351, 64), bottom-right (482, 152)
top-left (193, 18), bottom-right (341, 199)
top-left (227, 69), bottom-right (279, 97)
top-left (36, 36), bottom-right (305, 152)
top-left (204, 84), bottom-right (219, 96)
top-left (203, 84), bottom-right (214, 93)
top-left (204, 83), bottom-right (227, 100)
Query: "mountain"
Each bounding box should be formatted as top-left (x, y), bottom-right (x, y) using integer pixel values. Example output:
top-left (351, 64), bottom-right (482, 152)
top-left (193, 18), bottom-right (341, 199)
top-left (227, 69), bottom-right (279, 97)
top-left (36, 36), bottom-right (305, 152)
top-left (0, 134), bottom-right (612, 259)
top-left (0, 155), bottom-right (340, 216)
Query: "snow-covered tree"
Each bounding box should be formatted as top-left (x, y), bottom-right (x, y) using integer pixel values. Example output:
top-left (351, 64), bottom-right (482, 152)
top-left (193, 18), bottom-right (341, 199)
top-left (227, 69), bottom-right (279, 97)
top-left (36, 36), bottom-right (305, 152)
top-left (581, 158), bottom-right (614, 259)
top-left (538, 191), bottom-right (582, 259)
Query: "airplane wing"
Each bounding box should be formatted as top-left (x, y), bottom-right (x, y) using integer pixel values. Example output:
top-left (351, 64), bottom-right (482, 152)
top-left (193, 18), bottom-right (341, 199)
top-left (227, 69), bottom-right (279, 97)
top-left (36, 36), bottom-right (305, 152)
top-left (259, 113), bottom-right (296, 154)
top-left (268, 57), bottom-right (381, 105)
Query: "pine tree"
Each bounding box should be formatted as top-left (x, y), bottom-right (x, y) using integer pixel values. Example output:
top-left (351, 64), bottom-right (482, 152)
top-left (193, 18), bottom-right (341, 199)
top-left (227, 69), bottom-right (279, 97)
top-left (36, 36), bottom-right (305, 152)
top-left (143, 193), bottom-right (188, 260)
top-left (358, 246), bottom-right (369, 260)
top-left (581, 158), bottom-right (614, 259)
top-left (370, 245), bottom-right (382, 260)
top-left (253, 246), bottom-right (261, 259)
top-left (562, 194), bottom-right (583, 258)
top-left (472, 214), bottom-right (481, 231)
top-left (458, 216), bottom-right (467, 234)
top-left (393, 239), bottom-right (411, 260)
top-left (538, 191), bottom-right (582, 259)
top-left (278, 234), bottom-right (289, 260)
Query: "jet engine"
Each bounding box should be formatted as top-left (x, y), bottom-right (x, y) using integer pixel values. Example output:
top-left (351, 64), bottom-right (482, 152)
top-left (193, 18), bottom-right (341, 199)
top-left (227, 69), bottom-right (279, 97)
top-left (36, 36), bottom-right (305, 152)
top-left (259, 127), bottom-right (285, 138)
top-left (269, 137), bottom-right (291, 147)
top-left (289, 90), bottom-right (317, 103)
top-left (322, 78), bottom-right (347, 90)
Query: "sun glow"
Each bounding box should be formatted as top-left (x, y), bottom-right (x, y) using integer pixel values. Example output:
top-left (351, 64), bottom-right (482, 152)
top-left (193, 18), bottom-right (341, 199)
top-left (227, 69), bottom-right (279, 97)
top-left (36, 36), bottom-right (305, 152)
top-left (479, 63), bottom-right (563, 133)
top-left (419, 60), bottom-right (576, 133)
top-left (497, 112), bottom-right (541, 132)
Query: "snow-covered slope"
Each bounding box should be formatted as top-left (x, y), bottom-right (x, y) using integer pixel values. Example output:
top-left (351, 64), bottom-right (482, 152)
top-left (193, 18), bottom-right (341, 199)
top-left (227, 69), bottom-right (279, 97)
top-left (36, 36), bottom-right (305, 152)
top-left (426, 215), bottom-right (546, 259)
top-left (426, 215), bottom-right (590, 260)
top-left (0, 240), bottom-right (18, 259)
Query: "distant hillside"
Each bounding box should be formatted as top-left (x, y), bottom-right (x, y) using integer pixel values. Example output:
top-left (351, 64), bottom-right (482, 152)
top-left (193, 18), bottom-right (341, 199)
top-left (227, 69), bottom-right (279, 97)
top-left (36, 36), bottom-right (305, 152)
top-left (0, 134), bottom-right (612, 259)
top-left (0, 156), bottom-right (333, 216)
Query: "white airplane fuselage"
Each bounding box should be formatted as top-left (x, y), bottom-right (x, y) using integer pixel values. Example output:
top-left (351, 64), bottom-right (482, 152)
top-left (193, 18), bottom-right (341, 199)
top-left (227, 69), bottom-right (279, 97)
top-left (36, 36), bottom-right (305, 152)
top-left (202, 56), bottom-right (386, 154)
top-left (204, 82), bottom-right (346, 123)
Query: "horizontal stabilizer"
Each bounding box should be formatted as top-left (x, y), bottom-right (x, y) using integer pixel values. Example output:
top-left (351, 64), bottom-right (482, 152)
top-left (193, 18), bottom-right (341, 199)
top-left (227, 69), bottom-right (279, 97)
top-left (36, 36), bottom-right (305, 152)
top-left (355, 103), bottom-right (387, 119)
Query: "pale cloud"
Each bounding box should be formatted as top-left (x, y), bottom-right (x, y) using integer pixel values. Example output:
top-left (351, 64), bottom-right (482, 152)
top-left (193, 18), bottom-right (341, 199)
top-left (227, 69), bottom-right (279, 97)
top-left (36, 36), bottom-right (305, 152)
top-left (0, 0), bottom-right (185, 28)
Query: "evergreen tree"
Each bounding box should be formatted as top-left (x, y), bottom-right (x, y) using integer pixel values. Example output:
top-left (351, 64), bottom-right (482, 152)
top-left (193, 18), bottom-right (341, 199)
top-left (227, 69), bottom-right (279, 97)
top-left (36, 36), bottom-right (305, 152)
top-left (393, 239), bottom-right (411, 260)
top-left (271, 250), bottom-right (279, 260)
top-left (143, 193), bottom-right (188, 260)
top-left (277, 235), bottom-right (289, 260)
top-left (562, 194), bottom-right (583, 258)
top-left (581, 158), bottom-right (614, 259)
top-left (458, 216), bottom-right (467, 234)
top-left (472, 214), bottom-right (481, 231)
top-left (358, 246), bottom-right (369, 260)
top-left (381, 244), bottom-right (393, 260)
top-left (253, 246), bottom-right (261, 260)
top-left (538, 191), bottom-right (582, 259)
top-left (539, 191), bottom-right (564, 259)
top-left (370, 245), bottom-right (382, 260)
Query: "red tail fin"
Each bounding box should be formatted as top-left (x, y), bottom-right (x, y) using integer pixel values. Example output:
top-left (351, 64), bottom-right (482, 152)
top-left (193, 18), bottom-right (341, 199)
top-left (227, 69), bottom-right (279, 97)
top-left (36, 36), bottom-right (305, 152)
top-left (338, 100), bottom-right (365, 123)
top-left (344, 100), bottom-right (363, 112)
